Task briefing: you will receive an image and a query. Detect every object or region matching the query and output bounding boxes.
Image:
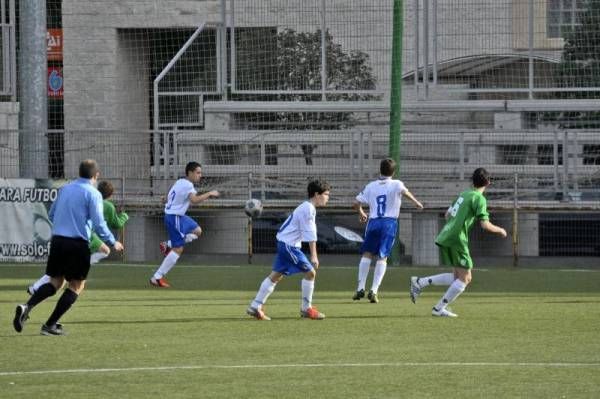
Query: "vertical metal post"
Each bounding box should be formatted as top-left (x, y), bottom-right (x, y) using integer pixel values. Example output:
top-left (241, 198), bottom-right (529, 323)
top-left (368, 131), bottom-right (374, 180)
top-left (432, 0), bottom-right (437, 85)
top-left (553, 129), bottom-right (559, 196)
top-left (260, 133), bottom-right (266, 201)
top-left (562, 131), bottom-right (568, 200)
top-left (320, 0), bottom-right (327, 101)
top-left (247, 172), bottom-right (253, 264)
top-left (527, 0), bottom-right (534, 99)
top-left (459, 131), bottom-right (465, 181)
top-left (390, 0), bottom-right (404, 265)
top-left (512, 173), bottom-right (519, 267)
top-left (19, 0), bottom-right (48, 178)
top-left (423, 0), bottom-right (429, 98)
top-left (163, 131), bottom-right (169, 192)
top-left (220, 0), bottom-right (228, 99)
top-left (358, 131), bottom-right (365, 180)
top-left (413, 0), bottom-right (420, 97)
top-left (9, 0), bottom-right (16, 101)
top-left (349, 132), bottom-right (355, 191)
top-left (230, 0), bottom-right (237, 92)
top-left (572, 130), bottom-right (579, 192)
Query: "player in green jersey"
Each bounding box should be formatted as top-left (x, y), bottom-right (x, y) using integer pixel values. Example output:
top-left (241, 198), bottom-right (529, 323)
top-left (409, 168), bottom-right (507, 317)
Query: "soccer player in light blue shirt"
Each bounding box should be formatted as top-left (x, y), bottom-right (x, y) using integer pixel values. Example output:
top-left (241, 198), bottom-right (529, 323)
top-left (13, 159), bottom-right (124, 336)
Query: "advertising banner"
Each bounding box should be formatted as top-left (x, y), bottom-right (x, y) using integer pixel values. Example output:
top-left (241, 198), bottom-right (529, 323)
top-left (0, 179), bottom-right (65, 262)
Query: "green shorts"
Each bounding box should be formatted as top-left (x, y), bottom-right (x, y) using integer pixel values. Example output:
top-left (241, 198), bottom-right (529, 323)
top-left (89, 233), bottom-right (103, 253)
top-left (438, 244), bottom-right (473, 269)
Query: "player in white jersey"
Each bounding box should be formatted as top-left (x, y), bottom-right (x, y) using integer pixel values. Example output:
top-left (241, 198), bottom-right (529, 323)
top-left (149, 162), bottom-right (219, 287)
top-left (352, 158), bottom-right (423, 303)
top-left (246, 179), bottom-right (331, 320)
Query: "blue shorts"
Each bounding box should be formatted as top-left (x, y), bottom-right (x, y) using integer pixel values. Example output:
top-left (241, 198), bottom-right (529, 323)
top-left (164, 214), bottom-right (199, 248)
top-left (272, 241), bottom-right (314, 276)
top-left (360, 217), bottom-right (398, 258)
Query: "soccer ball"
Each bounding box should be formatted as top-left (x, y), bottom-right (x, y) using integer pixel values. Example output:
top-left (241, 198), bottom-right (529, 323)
top-left (244, 198), bottom-right (263, 218)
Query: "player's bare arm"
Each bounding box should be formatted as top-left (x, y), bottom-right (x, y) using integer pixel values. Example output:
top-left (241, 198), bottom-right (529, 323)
top-left (308, 241), bottom-right (319, 269)
top-left (189, 190), bottom-right (220, 204)
top-left (403, 189), bottom-right (424, 209)
top-left (480, 220), bottom-right (507, 238)
top-left (353, 200), bottom-right (368, 223)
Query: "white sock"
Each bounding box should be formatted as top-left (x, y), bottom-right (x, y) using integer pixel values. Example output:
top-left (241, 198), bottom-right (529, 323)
top-left (370, 260), bottom-right (387, 294)
top-left (251, 277), bottom-right (276, 308)
top-left (31, 274), bottom-right (51, 292)
top-left (152, 251), bottom-right (180, 280)
top-left (418, 273), bottom-right (455, 288)
top-left (434, 279), bottom-right (467, 310)
top-left (357, 257), bottom-right (371, 291)
top-left (90, 252), bottom-right (109, 265)
top-left (301, 279), bottom-right (315, 311)
top-left (184, 234), bottom-right (198, 243)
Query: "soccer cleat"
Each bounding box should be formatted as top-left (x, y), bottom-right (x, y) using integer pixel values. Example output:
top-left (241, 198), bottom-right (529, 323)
top-left (367, 290), bottom-right (379, 304)
top-left (246, 306), bottom-right (271, 321)
top-left (40, 323), bottom-right (66, 336)
top-left (410, 276), bottom-right (421, 304)
top-left (159, 241), bottom-right (171, 256)
top-left (27, 285), bottom-right (35, 296)
top-left (300, 307), bottom-right (325, 320)
top-left (13, 304), bottom-right (30, 333)
top-left (352, 289), bottom-right (365, 301)
top-left (150, 277), bottom-right (171, 288)
top-left (431, 307), bottom-right (458, 318)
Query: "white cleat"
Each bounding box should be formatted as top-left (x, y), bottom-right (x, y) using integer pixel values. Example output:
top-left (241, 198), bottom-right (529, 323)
top-left (432, 307), bottom-right (458, 318)
top-left (409, 276), bottom-right (421, 304)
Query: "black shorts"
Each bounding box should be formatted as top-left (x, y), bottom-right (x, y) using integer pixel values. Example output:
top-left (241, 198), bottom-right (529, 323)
top-left (45, 236), bottom-right (91, 281)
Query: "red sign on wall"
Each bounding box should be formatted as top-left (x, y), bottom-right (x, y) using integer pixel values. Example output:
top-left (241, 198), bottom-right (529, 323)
top-left (48, 66), bottom-right (63, 98)
top-left (47, 29), bottom-right (63, 61)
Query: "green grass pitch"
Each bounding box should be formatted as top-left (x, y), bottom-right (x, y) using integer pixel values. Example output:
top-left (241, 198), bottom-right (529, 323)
top-left (1, 263), bottom-right (599, 398)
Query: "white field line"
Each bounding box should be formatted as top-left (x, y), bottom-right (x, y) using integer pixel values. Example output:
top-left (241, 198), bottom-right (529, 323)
top-left (1, 362), bottom-right (600, 377)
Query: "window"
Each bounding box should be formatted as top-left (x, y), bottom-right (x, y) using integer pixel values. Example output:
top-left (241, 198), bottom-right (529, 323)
top-left (547, 0), bottom-right (587, 38)
top-left (583, 144), bottom-right (600, 165)
top-left (537, 144), bottom-right (563, 165)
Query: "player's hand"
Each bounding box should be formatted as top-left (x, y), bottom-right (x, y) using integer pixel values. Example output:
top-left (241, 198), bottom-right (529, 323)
top-left (415, 201), bottom-right (424, 210)
top-left (310, 256), bottom-right (319, 269)
top-left (209, 190), bottom-right (220, 198)
top-left (113, 241), bottom-right (124, 251)
top-left (498, 228), bottom-right (507, 238)
top-left (358, 210), bottom-right (368, 223)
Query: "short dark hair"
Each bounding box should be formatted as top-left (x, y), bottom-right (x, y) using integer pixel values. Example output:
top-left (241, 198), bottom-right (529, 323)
top-left (185, 161), bottom-right (202, 176)
top-left (79, 159), bottom-right (99, 179)
top-left (97, 180), bottom-right (114, 200)
top-left (472, 167), bottom-right (491, 188)
top-left (307, 179), bottom-right (331, 198)
top-left (380, 158), bottom-right (396, 177)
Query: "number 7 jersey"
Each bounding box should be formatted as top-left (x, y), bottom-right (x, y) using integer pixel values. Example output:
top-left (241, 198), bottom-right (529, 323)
top-left (355, 177), bottom-right (407, 219)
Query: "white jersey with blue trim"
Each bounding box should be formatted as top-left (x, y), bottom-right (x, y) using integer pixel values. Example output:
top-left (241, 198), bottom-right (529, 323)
top-left (275, 201), bottom-right (317, 248)
top-left (356, 177), bottom-right (407, 219)
top-left (164, 178), bottom-right (197, 216)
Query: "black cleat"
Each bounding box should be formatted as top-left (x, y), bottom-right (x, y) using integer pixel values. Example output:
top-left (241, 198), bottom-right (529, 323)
top-left (41, 323), bottom-right (67, 336)
top-left (13, 304), bottom-right (30, 333)
top-left (352, 289), bottom-right (365, 301)
top-left (367, 290), bottom-right (379, 303)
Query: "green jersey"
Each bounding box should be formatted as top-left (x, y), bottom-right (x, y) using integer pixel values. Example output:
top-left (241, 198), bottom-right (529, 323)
top-left (435, 189), bottom-right (489, 249)
top-left (89, 200), bottom-right (129, 252)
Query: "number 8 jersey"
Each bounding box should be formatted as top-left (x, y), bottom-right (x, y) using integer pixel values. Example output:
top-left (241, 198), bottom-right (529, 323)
top-left (355, 177), bottom-right (407, 219)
